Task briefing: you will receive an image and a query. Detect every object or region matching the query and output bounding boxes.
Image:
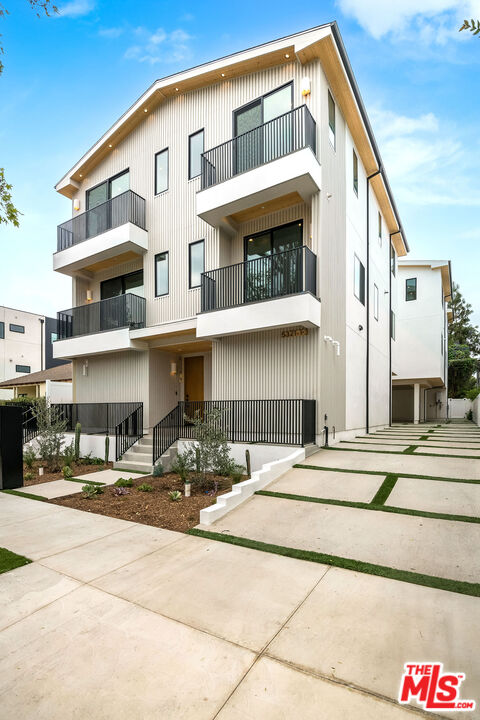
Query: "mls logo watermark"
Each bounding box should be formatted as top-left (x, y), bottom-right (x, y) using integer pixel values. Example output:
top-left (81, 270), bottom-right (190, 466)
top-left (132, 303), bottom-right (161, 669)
top-left (399, 663), bottom-right (476, 712)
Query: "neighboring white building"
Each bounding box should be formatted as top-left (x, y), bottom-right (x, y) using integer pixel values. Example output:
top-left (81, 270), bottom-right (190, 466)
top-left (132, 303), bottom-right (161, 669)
top-left (0, 307), bottom-right (68, 400)
top-left (392, 260), bottom-right (452, 423)
top-left (51, 22), bottom-right (411, 466)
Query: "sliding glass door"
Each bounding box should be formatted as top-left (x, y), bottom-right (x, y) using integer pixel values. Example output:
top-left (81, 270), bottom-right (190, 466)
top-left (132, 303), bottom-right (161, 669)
top-left (86, 170), bottom-right (129, 239)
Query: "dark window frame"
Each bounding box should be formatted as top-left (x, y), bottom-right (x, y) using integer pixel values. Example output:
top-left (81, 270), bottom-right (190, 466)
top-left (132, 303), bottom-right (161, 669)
top-left (406, 277), bottom-right (417, 302)
top-left (390, 244), bottom-right (396, 276)
top-left (188, 239), bottom-right (205, 289)
top-left (188, 129), bottom-right (205, 180)
top-left (328, 90), bottom-right (336, 148)
top-left (373, 283), bottom-right (379, 321)
top-left (86, 168), bottom-right (130, 210)
top-left (15, 364), bottom-right (31, 373)
top-left (243, 219), bottom-right (303, 260)
top-left (391, 310), bottom-right (395, 340)
top-left (378, 211), bottom-right (382, 241)
top-left (51, 332), bottom-right (58, 343)
top-left (353, 149), bottom-right (358, 196)
top-left (232, 81), bottom-right (294, 137)
top-left (354, 254), bottom-right (365, 306)
top-left (0, 321), bottom-right (4, 339)
top-left (9, 323), bottom-right (25, 334)
top-left (154, 147), bottom-right (169, 196)
top-left (155, 251), bottom-right (169, 297)
top-left (100, 269), bottom-right (144, 300)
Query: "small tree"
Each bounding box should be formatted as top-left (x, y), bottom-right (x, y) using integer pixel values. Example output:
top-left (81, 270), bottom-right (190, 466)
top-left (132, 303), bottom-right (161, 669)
top-left (33, 397), bottom-right (67, 471)
top-left (184, 408), bottom-right (235, 484)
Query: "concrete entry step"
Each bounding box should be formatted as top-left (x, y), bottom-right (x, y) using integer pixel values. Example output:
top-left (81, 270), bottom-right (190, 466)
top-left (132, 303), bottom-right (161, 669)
top-left (114, 459), bottom-right (153, 474)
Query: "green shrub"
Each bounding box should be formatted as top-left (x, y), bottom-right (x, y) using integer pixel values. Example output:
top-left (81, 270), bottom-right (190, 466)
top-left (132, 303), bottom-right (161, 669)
top-left (24, 471), bottom-right (33, 481)
top-left (138, 483), bottom-right (153, 492)
top-left (467, 409), bottom-right (473, 421)
top-left (62, 465), bottom-right (73, 479)
top-left (105, 435), bottom-right (110, 464)
top-left (114, 478), bottom-right (133, 487)
top-left (23, 446), bottom-right (36, 469)
top-left (230, 464), bottom-right (246, 484)
top-left (153, 462), bottom-right (164, 477)
top-left (74, 422), bottom-right (81, 461)
top-left (82, 483), bottom-right (103, 498)
top-left (168, 490), bottom-right (182, 502)
top-left (466, 387), bottom-right (480, 401)
top-left (63, 441), bottom-right (75, 468)
top-left (171, 451), bottom-right (194, 484)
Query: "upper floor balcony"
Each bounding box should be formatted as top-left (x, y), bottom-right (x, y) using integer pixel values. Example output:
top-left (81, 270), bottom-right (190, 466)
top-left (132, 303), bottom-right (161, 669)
top-left (53, 293), bottom-right (146, 358)
top-left (53, 190), bottom-right (148, 277)
top-left (196, 105), bottom-right (321, 230)
top-left (196, 245), bottom-right (321, 338)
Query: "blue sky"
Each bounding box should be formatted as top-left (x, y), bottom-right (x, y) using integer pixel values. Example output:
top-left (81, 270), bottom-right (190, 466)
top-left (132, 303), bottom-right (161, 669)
top-left (1, 0), bottom-right (480, 323)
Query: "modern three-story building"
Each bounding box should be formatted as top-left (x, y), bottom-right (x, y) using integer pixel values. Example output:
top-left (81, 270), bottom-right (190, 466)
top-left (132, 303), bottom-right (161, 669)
top-left (52, 22), bottom-right (410, 460)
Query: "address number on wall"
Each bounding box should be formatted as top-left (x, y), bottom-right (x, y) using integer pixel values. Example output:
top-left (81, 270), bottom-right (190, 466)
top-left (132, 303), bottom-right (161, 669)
top-left (282, 327), bottom-right (308, 338)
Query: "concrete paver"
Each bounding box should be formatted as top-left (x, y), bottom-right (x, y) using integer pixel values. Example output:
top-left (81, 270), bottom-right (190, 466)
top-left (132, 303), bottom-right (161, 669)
top-left (389, 476), bottom-right (480, 517)
top-left (267, 467), bottom-right (384, 502)
top-left (414, 445), bottom-right (480, 457)
top-left (335, 442), bottom-right (410, 452)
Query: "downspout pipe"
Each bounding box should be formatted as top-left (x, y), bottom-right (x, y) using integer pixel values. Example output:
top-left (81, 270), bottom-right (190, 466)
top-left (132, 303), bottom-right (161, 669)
top-left (389, 230), bottom-right (401, 426)
top-left (366, 169), bottom-right (381, 434)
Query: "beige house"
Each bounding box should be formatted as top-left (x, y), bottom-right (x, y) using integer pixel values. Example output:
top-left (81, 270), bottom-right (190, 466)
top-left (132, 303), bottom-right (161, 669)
top-left (0, 363), bottom-right (72, 402)
top-left (51, 22), bottom-right (410, 467)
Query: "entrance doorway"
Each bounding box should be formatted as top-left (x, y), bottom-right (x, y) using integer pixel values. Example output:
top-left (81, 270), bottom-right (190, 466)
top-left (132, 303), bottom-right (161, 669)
top-left (184, 357), bottom-right (204, 418)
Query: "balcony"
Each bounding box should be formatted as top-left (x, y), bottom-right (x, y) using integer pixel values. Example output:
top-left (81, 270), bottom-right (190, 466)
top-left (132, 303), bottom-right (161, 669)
top-left (53, 293), bottom-right (146, 359)
top-left (53, 190), bottom-right (147, 276)
top-left (196, 246), bottom-right (321, 338)
top-left (196, 106), bottom-right (321, 230)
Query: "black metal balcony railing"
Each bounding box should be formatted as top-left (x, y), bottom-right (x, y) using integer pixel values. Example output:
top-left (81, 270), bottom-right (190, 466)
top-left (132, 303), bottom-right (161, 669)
top-left (200, 105), bottom-right (316, 190)
top-left (57, 293), bottom-right (146, 339)
top-left (201, 245), bottom-right (316, 313)
top-left (153, 399), bottom-right (316, 464)
top-left (57, 190), bottom-right (146, 251)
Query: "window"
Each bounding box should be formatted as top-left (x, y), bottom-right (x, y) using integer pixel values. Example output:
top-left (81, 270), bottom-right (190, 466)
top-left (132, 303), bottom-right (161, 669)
top-left (378, 212), bottom-right (382, 246)
top-left (155, 252), bottom-right (169, 297)
top-left (10, 323), bottom-right (25, 334)
top-left (86, 169), bottom-right (129, 210)
top-left (15, 365), bottom-right (30, 373)
top-left (354, 255), bottom-right (365, 305)
top-left (0, 322), bottom-right (4, 339)
top-left (390, 244), bottom-right (396, 276)
top-left (51, 332), bottom-right (58, 343)
top-left (373, 284), bottom-right (379, 320)
top-left (441, 332), bottom-right (444, 355)
top-left (189, 130), bottom-right (204, 180)
top-left (406, 277), bottom-right (417, 301)
top-left (101, 270), bottom-right (144, 300)
top-left (391, 310), bottom-right (395, 340)
top-left (189, 240), bottom-right (205, 288)
top-left (353, 150), bottom-right (358, 196)
top-left (328, 91), bottom-right (336, 148)
top-left (155, 148), bottom-right (169, 195)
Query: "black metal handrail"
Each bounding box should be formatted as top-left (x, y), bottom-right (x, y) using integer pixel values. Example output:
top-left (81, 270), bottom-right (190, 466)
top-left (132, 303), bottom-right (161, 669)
top-left (57, 190), bottom-right (146, 251)
top-left (22, 407), bottom-right (39, 445)
top-left (115, 404), bottom-right (143, 461)
top-left (200, 105), bottom-right (316, 190)
top-left (201, 246), bottom-right (316, 312)
top-left (57, 293), bottom-right (146, 339)
top-left (53, 402), bottom-right (143, 436)
top-left (153, 399), bottom-right (316, 464)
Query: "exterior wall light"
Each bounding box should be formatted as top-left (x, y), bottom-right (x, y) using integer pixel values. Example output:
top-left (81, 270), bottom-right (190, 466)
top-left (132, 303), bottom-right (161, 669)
top-left (170, 362), bottom-right (177, 376)
top-left (86, 290), bottom-right (93, 303)
top-left (73, 198), bottom-right (80, 212)
top-left (301, 77), bottom-right (311, 96)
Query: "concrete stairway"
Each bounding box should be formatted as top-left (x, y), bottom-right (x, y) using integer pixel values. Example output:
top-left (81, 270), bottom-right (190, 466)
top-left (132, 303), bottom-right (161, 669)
top-left (114, 435), bottom-right (178, 475)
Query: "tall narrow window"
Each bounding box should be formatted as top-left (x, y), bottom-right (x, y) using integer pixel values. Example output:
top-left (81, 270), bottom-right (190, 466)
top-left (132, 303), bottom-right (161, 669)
top-left (406, 278), bottom-right (417, 301)
top-left (378, 212), bottom-right (382, 246)
top-left (391, 310), bottom-right (395, 340)
top-left (0, 321), bottom-right (4, 339)
top-left (353, 150), bottom-right (358, 196)
top-left (328, 90), bottom-right (336, 148)
top-left (155, 252), bottom-right (169, 297)
top-left (155, 148), bottom-right (169, 195)
top-left (354, 255), bottom-right (365, 305)
top-left (189, 240), bottom-right (205, 288)
top-left (373, 284), bottom-right (379, 320)
top-left (441, 332), bottom-right (444, 355)
top-left (390, 244), bottom-right (396, 276)
top-left (189, 129), bottom-right (204, 179)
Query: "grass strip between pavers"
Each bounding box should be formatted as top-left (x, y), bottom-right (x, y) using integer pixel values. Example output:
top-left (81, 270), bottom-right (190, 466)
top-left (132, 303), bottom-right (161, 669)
top-left (294, 464), bottom-right (480, 485)
top-left (68, 477), bottom-right (105, 486)
top-left (255, 490), bottom-right (480, 525)
top-left (370, 474), bottom-right (398, 504)
top-left (1, 489), bottom-right (49, 502)
top-left (0, 547), bottom-right (32, 575)
top-left (187, 528), bottom-right (480, 598)
top-left (403, 445), bottom-right (419, 454)
top-left (321, 446), bottom-right (479, 461)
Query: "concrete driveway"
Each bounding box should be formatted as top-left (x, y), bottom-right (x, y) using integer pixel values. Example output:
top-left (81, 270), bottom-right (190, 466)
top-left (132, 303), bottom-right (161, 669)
top-left (0, 422), bottom-right (479, 718)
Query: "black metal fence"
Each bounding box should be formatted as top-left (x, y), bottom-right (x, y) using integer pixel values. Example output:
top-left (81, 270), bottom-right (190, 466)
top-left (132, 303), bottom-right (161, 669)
top-left (57, 293), bottom-right (146, 339)
top-left (115, 404), bottom-right (143, 461)
top-left (22, 407), bottom-right (39, 444)
top-left (57, 190), bottom-right (146, 251)
top-left (201, 246), bottom-right (316, 312)
top-left (153, 399), bottom-right (316, 464)
top-left (201, 105), bottom-right (316, 190)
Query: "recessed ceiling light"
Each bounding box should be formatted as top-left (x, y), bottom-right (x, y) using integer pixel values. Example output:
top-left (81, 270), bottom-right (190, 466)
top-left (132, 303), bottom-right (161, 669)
top-left (175, 87), bottom-right (179, 91)
top-left (285, 53), bottom-right (290, 58)
top-left (79, 174), bottom-right (83, 177)
top-left (144, 108), bottom-right (148, 112)
top-left (221, 73), bottom-right (225, 77)
top-left (108, 143), bottom-right (112, 148)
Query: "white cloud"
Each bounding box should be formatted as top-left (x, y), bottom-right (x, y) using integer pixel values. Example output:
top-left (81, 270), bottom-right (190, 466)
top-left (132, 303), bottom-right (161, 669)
top-left (99, 27), bottom-right (124, 39)
top-left (370, 107), bottom-right (480, 206)
top-left (337, 0), bottom-right (480, 43)
top-left (125, 27), bottom-right (193, 65)
top-left (57, 0), bottom-right (95, 17)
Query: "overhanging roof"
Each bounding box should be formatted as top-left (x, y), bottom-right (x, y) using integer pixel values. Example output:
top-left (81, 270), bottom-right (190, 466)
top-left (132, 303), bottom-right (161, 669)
top-left (55, 22), bottom-right (408, 256)
top-left (398, 259), bottom-right (452, 300)
top-left (0, 363), bottom-right (72, 388)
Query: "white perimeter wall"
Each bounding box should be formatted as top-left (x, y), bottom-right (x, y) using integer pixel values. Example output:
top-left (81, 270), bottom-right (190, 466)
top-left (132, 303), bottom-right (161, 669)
top-left (448, 398), bottom-right (472, 419)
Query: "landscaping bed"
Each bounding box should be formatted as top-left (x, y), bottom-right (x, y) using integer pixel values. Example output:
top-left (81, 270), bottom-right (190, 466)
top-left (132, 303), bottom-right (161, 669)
top-left (49, 472), bottom-right (233, 532)
top-left (23, 460), bottom-right (113, 487)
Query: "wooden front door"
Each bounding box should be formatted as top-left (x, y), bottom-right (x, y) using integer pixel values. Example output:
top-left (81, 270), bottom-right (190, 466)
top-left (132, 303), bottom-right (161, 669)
top-left (184, 356), bottom-right (204, 411)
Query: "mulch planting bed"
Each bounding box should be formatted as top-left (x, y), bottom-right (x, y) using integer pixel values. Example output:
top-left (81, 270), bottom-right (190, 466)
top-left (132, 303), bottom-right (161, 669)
top-left (24, 461), bottom-right (113, 487)
top-left (49, 472), bottom-right (233, 532)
